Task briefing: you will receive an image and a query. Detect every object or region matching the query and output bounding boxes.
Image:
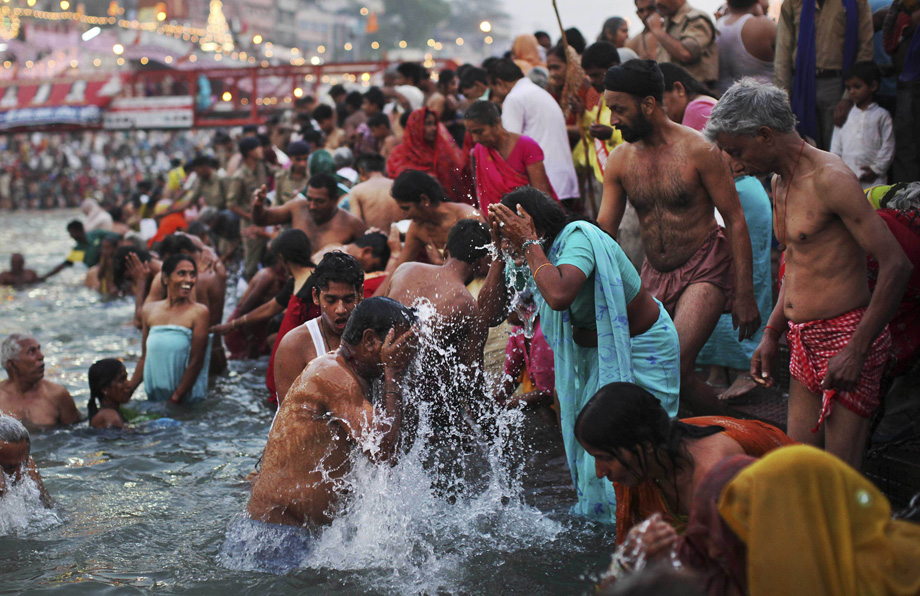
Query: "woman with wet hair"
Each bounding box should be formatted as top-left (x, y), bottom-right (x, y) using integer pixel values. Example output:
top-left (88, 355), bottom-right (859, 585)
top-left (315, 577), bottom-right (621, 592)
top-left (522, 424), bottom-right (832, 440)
top-left (87, 359), bottom-right (131, 429)
top-left (574, 381), bottom-right (792, 544)
top-left (129, 253), bottom-right (210, 404)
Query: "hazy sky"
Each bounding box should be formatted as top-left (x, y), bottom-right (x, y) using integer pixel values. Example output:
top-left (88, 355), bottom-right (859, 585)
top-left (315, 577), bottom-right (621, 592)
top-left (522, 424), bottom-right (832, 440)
top-left (498, 0), bottom-right (727, 39)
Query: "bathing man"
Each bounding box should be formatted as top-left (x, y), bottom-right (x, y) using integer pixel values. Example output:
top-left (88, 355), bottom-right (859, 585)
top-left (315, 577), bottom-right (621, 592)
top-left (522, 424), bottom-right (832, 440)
top-left (0, 414), bottom-right (52, 507)
top-left (0, 334), bottom-right (80, 429)
top-left (247, 297), bottom-right (417, 526)
top-left (597, 60), bottom-right (760, 414)
top-left (705, 79), bottom-right (911, 469)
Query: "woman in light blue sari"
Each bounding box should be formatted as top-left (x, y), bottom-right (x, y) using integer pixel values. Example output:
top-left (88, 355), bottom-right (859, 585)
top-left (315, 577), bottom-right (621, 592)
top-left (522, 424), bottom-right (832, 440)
top-left (481, 187), bottom-right (681, 524)
top-left (128, 254), bottom-right (210, 405)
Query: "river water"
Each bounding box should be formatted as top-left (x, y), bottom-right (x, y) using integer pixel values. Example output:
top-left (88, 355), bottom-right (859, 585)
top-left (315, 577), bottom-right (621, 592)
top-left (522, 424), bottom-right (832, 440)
top-left (0, 210), bottom-right (615, 594)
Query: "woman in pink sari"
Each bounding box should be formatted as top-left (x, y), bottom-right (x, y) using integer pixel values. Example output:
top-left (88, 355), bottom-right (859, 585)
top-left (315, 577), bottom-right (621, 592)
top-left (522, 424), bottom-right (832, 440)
top-left (462, 100), bottom-right (556, 213)
top-left (386, 107), bottom-right (472, 203)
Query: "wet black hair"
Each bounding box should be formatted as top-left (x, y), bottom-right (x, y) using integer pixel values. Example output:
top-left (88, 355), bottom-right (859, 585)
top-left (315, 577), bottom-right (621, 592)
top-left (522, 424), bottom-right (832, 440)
top-left (87, 358), bottom-right (126, 421)
top-left (160, 253), bottom-right (197, 288)
top-left (391, 169), bottom-right (446, 205)
top-left (270, 228), bottom-right (314, 267)
top-left (307, 172), bottom-right (339, 200)
top-left (311, 251), bottom-right (364, 293)
top-left (156, 233), bottom-right (199, 259)
top-left (364, 87), bottom-right (387, 111)
top-left (726, 0), bottom-right (758, 9)
top-left (108, 205), bottom-right (124, 223)
top-left (213, 210), bottom-right (241, 240)
top-left (113, 245), bottom-right (152, 290)
top-left (396, 62), bottom-right (427, 86)
top-left (353, 232), bottom-right (391, 270)
top-left (582, 41), bottom-right (621, 70)
top-left (446, 219), bottom-right (490, 264)
top-left (487, 59), bottom-right (524, 83)
top-left (499, 186), bottom-right (594, 249)
top-left (341, 296), bottom-right (417, 346)
top-left (345, 90), bottom-right (364, 110)
top-left (459, 67), bottom-right (488, 93)
top-left (463, 99), bottom-right (501, 125)
top-left (67, 220), bottom-right (84, 233)
top-left (367, 112), bottom-right (391, 129)
top-left (574, 382), bottom-right (723, 511)
top-left (844, 60), bottom-right (882, 87)
top-left (312, 104), bottom-right (334, 122)
top-left (356, 153), bottom-right (387, 174)
top-left (565, 27), bottom-right (587, 54)
top-left (186, 221), bottom-right (210, 240)
top-left (658, 62), bottom-right (712, 98)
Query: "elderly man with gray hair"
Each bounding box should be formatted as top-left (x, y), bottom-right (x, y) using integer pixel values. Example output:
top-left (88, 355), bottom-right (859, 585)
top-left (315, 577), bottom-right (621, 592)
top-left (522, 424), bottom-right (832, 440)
top-left (0, 334), bottom-right (79, 429)
top-left (705, 78), bottom-right (911, 470)
top-left (0, 414), bottom-right (52, 507)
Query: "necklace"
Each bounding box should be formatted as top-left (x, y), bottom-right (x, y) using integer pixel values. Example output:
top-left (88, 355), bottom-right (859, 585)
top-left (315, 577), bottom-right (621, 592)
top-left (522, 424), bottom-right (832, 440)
top-left (318, 318), bottom-right (331, 351)
top-left (775, 138), bottom-right (806, 247)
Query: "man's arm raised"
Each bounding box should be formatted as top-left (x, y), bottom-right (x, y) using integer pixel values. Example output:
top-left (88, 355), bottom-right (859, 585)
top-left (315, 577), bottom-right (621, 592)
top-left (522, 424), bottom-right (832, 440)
top-left (596, 146), bottom-right (629, 238)
top-left (820, 166), bottom-right (912, 393)
top-left (701, 146), bottom-right (761, 339)
top-left (251, 184), bottom-right (294, 226)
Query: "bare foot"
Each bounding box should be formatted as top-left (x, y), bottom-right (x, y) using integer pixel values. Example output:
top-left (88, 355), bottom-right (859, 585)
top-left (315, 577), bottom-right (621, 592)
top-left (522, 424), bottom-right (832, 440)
top-left (706, 365), bottom-right (729, 388)
top-left (718, 375), bottom-right (758, 400)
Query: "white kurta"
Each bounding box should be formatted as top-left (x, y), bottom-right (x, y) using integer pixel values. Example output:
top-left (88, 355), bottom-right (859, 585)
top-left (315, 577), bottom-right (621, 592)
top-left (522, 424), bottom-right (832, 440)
top-left (830, 102), bottom-right (895, 189)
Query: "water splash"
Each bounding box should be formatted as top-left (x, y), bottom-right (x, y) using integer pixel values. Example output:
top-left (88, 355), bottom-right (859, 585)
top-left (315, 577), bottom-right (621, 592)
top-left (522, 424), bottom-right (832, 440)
top-left (0, 471), bottom-right (62, 536)
top-left (221, 296), bottom-right (563, 591)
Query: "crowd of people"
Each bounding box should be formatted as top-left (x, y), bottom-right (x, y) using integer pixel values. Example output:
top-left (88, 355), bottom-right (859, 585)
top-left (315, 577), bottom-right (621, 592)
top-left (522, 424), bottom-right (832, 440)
top-left (3, 0), bottom-right (920, 591)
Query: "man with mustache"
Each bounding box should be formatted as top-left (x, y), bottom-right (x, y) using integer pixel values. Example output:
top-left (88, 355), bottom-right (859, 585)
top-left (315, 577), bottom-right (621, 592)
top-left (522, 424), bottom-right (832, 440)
top-left (597, 59), bottom-right (760, 415)
top-left (0, 334), bottom-right (80, 429)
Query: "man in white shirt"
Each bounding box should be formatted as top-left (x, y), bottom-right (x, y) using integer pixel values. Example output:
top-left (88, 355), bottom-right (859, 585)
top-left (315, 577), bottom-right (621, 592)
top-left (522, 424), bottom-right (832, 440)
top-left (486, 60), bottom-right (580, 206)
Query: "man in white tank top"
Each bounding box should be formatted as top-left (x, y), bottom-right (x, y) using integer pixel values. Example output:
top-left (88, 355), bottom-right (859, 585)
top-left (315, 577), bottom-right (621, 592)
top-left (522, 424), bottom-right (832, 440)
top-left (716, 0), bottom-right (776, 94)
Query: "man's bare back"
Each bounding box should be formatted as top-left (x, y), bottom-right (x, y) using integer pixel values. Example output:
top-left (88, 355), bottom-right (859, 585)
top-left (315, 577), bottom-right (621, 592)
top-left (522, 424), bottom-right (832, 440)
top-left (603, 127), bottom-right (721, 272)
top-left (248, 355), bottom-right (366, 526)
top-left (0, 379), bottom-right (78, 429)
top-left (349, 176), bottom-right (402, 231)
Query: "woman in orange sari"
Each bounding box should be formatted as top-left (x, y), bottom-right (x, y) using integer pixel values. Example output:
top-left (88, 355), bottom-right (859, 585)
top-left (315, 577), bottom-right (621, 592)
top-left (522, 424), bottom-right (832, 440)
top-left (386, 107), bottom-right (472, 203)
top-left (573, 382), bottom-right (794, 544)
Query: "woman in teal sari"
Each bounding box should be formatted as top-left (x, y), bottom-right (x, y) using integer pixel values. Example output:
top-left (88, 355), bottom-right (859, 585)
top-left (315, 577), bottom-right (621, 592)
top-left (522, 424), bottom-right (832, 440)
top-left (481, 187), bottom-right (680, 523)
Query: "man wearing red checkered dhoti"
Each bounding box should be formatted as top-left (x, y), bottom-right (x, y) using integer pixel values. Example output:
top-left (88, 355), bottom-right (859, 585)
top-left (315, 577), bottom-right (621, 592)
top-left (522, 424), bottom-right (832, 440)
top-left (705, 80), bottom-right (912, 470)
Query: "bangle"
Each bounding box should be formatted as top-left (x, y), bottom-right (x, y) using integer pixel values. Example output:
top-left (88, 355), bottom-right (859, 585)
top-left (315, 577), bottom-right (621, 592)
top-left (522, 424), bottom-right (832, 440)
top-left (521, 238), bottom-right (541, 253)
top-left (533, 262), bottom-right (553, 279)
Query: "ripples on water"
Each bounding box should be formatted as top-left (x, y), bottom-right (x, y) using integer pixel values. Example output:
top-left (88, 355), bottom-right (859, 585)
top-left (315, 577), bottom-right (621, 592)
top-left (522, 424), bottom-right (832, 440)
top-left (0, 210), bottom-right (614, 594)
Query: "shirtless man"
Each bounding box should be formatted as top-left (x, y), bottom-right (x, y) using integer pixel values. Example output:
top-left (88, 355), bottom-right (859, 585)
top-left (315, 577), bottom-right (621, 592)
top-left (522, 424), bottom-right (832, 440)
top-left (273, 252), bottom-right (364, 404)
top-left (247, 297), bottom-right (417, 526)
top-left (0, 415), bottom-right (52, 507)
top-left (0, 254), bottom-right (39, 287)
top-left (0, 334), bottom-right (80, 429)
top-left (383, 219), bottom-right (491, 426)
top-left (348, 154), bottom-right (402, 231)
top-left (706, 80), bottom-right (912, 468)
top-left (388, 170), bottom-right (483, 271)
top-left (252, 172), bottom-right (367, 253)
top-left (598, 60), bottom-right (760, 415)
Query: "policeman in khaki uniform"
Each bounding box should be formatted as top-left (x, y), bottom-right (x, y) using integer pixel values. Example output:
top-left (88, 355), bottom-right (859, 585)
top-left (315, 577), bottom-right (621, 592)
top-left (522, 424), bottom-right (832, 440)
top-left (647, 0), bottom-right (719, 88)
top-left (272, 141), bottom-right (310, 207)
top-left (183, 155), bottom-right (229, 210)
top-left (229, 137), bottom-right (269, 280)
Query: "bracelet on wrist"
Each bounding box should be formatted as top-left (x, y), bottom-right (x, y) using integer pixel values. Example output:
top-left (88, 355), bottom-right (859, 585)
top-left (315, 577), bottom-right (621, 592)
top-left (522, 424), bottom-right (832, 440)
top-left (521, 238), bottom-right (541, 253)
top-left (764, 324), bottom-right (782, 336)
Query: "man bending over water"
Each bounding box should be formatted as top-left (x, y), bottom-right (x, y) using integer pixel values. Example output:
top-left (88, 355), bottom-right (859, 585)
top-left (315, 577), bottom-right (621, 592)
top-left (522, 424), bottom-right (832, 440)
top-left (247, 297), bottom-right (417, 526)
top-left (0, 414), bottom-right (52, 507)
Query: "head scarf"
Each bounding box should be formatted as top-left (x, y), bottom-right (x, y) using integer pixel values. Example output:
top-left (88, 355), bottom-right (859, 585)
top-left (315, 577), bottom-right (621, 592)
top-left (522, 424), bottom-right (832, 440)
top-left (677, 455), bottom-right (755, 596)
top-left (386, 107), bottom-right (472, 202)
top-left (308, 149), bottom-right (335, 176)
top-left (394, 85), bottom-right (424, 111)
top-left (718, 445), bottom-right (920, 596)
top-left (81, 198), bottom-right (114, 232)
top-left (511, 34), bottom-right (546, 75)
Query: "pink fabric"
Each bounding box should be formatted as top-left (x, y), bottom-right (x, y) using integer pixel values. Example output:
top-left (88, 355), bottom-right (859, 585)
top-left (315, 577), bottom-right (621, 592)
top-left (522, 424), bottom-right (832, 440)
top-left (682, 97), bottom-right (718, 132)
top-left (502, 322), bottom-right (555, 394)
top-left (472, 136), bottom-right (553, 213)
